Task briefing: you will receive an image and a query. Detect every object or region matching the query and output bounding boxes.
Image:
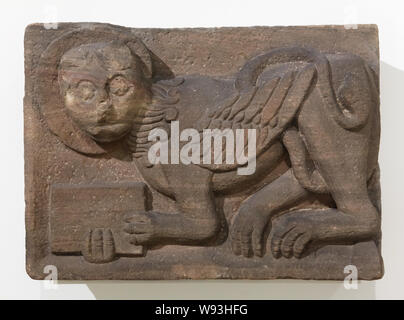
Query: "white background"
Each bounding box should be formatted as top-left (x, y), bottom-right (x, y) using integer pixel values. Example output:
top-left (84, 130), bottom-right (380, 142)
top-left (0, 0), bottom-right (403, 299)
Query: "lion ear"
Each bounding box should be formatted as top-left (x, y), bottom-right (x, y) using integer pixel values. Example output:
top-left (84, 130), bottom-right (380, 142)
top-left (125, 39), bottom-right (152, 79)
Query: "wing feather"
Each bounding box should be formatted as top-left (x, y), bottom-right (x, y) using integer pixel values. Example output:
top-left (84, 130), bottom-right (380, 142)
top-left (196, 61), bottom-right (317, 172)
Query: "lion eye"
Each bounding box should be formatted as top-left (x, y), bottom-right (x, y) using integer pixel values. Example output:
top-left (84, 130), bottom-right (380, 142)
top-left (109, 75), bottom-right (130, 96)
top-left (76, 80), bottom-right (96, 101)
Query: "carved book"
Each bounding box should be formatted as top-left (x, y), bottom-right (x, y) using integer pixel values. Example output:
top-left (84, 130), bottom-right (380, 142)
top-left (24, 23), bottom-right (383, 280)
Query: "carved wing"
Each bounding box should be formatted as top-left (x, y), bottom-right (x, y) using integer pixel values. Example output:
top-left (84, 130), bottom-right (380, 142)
top-left (196, 57), bottom-right (317, 172)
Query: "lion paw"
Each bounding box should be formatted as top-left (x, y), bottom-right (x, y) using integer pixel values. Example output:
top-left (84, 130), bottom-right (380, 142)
top-left (123, 211), bottom-right (158, 245)
top-left (82, 228), bottom-right (116, 264)
top-left (230, 207), bottom-right (270, 257)
top-left (270, 214), bottom-right (314, 259)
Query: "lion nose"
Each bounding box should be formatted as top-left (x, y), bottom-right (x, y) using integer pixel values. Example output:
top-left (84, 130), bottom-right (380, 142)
top-left (96, 91), bottom-right (112, 123)
top-left (98, 89), bottom-right (109, 104)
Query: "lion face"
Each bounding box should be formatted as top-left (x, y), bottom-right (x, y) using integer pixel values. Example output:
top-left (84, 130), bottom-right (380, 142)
top-left (58, 41), bottom-right (151, 143)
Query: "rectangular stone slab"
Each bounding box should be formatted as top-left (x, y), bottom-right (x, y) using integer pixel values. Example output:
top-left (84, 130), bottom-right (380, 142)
top-left (24, 23), bottom-right (383, 280)
top-left (50, 182), bottom-right (148, 256)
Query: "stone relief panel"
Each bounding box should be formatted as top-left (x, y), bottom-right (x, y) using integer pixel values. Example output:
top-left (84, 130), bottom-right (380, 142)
top-left (24, 23), bottom-right (383, 280)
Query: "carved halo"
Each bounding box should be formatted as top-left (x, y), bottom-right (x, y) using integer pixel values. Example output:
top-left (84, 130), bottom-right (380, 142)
top-left (36, 27), bottom-right (154, 155)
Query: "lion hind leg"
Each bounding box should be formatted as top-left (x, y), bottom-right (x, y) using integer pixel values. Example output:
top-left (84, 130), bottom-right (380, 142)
top-left (282, 127), bottom-right (328, 194)
top-left (295, 86), bottom-right (380, 243)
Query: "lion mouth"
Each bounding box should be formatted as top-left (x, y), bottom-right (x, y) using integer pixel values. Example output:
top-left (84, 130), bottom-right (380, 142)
top-left (87, 123), bottom-right (131, 142)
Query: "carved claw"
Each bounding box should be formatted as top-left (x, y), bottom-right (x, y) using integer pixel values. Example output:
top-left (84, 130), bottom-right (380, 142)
top-left (230, 208), bottom-right (270, 258)
top-left (82, 228), bottom-right (116, 263)
top-left (123, 211), bottom-right (157, 245)
top-left (270, 215), bottom-right (314, 259)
